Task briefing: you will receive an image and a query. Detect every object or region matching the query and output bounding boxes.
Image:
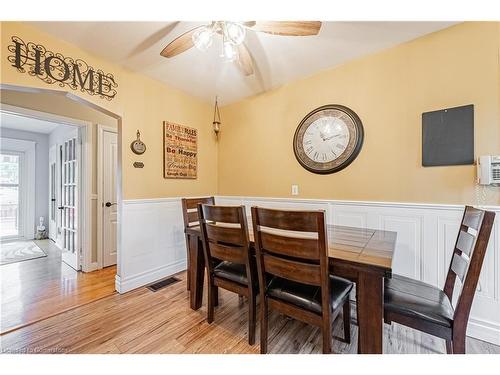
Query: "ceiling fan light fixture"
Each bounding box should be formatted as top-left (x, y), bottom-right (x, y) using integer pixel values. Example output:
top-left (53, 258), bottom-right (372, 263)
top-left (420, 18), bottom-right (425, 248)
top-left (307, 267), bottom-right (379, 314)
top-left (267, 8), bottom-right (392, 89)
top-left (192, 27), bottom-right (213, 51)
top-left (225, 22), bottom-right (246, 45)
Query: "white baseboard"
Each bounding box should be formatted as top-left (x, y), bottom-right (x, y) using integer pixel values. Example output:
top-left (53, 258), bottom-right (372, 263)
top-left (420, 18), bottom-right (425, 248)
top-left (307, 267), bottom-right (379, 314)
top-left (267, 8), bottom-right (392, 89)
top-left (83, 262), bottom-right (99, 273)
top-left (115, 259), bottom-right (187, 293)
top-left (468, 318), bottom-right (500, 346)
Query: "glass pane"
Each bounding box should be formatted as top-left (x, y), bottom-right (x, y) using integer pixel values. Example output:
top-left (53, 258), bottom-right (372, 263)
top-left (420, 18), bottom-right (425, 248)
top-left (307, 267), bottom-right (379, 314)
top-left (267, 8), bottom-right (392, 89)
top-left (0, 154), bottom-right (20, 237)
top-left (0, 185), bottom-right (19, 237)
top-left (0, 154), bottom-right (19, 184)
top-left (0, 186), bottom-right (19, 237)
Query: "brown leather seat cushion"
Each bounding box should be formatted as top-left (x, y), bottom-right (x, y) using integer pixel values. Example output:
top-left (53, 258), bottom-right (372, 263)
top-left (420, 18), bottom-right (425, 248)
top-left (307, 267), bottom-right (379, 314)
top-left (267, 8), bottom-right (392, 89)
top-left (384, 274), bottom-right (454, 327)
top-left (214, 261), bottom-right (252, 286)
top-left (266, 275), bottom-right (353, 314)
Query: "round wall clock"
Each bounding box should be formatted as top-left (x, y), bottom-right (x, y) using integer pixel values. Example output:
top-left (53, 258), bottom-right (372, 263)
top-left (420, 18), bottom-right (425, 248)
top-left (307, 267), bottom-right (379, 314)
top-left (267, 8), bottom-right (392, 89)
top-left (130, 130), bottom-right (146, 155)
top-left (293, 104), bottom-right (364, 174)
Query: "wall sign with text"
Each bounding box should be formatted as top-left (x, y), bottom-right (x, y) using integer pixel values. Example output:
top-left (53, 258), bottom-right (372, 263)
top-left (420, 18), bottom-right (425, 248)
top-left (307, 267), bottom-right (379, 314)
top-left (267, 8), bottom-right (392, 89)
top-left (163, 121), bottom-right (198, 179)
top-left (7, 36), bottom-right (118, 100)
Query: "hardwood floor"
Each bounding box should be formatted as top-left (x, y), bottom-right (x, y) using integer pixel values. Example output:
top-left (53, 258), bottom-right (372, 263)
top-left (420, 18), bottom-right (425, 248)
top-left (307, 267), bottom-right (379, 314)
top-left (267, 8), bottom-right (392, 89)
top-left (1, 239), bottom-right (116, 334)
top-left (1, 270), bottom-right (498, 354)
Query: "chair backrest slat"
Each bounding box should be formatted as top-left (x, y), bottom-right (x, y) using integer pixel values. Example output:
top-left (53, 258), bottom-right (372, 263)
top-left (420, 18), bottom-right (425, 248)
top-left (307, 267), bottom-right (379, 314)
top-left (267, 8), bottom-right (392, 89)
top-left (263, 253), bottom-right (321, 286)
top-left (450, 253), bottom-right (468, 282)
top-left (462, 207), bottom-right (483, 230)
top-left (205, 224), bottom-right (245, 247)
top-left (181, 197), bottom-right (215, 228)
top-left (185, 197), bottom-right (215, 210)
top-left (256, 209), bottom-right (319, 232)
top-left (210, 241), bottom-right (247, 264)
top-left (443, 206), bottom-right (495, 324)
top-left (260, 231), bottom-right (320, 260)
top-left (202, 204), bottom-right (242, 224)
top-left (186, 210), bottom-right (199, 224)
top-left (455, 230), bottom-right (475, 256)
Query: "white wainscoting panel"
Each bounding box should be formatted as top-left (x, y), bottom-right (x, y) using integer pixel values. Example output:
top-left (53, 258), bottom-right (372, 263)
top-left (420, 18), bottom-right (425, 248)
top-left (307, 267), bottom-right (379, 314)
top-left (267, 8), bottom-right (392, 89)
top-left (216, 196), bottom-right (500, 345)
top-left (118, 195), bottom-right (500, 345)
top-left (117, 198), bottom-right (187, 293)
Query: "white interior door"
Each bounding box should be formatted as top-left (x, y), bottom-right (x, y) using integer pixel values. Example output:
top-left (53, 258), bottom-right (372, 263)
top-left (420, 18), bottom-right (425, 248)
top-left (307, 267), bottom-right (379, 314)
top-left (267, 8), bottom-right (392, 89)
top-left (48, 145), bottom-right (57, 241)
top-left (103, 130), bottom-right (118, 267)
top-left (59, 129), bottom-right (80, 270)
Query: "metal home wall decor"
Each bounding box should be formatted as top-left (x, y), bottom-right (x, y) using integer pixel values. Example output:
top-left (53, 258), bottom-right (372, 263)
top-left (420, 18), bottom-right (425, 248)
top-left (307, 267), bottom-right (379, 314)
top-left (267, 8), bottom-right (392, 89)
top-left (7, 36), bottom-right (118, 100)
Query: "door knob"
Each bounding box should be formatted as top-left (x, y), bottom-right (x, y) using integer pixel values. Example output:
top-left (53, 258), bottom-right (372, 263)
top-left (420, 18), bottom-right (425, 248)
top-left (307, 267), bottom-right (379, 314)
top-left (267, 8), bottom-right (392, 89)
top-left (105, 202), bottom-right (117, 207)
top-left (58, 206), bottom-right (64, 210)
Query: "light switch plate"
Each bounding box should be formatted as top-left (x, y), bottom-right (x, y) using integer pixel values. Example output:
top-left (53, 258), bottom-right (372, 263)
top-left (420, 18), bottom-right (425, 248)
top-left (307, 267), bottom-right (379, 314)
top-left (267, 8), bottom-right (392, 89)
top-left (291, 185), bottom-right (299, 195)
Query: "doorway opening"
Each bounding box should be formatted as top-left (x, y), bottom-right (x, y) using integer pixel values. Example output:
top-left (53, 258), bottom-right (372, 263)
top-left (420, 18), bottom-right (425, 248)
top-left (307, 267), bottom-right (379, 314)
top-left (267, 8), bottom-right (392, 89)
top-left (1, 108), bottom-right (86, 270)
top-left (0, 85), bottom-right (122, 334)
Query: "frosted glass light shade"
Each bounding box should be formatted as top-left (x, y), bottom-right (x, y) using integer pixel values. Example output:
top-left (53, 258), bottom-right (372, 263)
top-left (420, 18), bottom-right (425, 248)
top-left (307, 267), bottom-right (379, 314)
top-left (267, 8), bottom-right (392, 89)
top-left (225, 22), bottom-right (245, 45)
top-left (192, 27), bottom-right (213, 51)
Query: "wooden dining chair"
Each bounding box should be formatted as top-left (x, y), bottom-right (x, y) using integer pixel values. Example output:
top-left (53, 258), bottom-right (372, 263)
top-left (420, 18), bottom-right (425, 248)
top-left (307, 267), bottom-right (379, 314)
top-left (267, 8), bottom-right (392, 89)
top-left (198, 203), bottom-right (258, 345)
top-left (384, 206), bottom-right (495, 354)
top-left (181, 197), bottom-right (215, 291)
top-left (251, 207), bottom-right (354, 354)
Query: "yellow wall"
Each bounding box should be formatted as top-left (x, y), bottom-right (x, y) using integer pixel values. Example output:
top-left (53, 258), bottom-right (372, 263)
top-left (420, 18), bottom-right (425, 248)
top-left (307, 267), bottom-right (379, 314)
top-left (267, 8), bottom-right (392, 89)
top-left (2, 22), bottom-right (499, 206)
top-left (0, 21), bottom-right (218, 200)
top-left (219, 22), bottom-right (500, 205)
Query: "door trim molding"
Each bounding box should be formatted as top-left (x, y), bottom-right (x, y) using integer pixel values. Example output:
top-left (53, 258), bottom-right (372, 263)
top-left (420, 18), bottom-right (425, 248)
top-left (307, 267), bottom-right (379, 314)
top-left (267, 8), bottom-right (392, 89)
top-left (97, 124), bottom-right (118, 270)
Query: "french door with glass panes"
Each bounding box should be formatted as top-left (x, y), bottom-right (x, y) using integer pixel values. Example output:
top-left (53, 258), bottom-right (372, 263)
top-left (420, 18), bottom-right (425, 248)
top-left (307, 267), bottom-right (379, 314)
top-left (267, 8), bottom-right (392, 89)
top-left (58, 131), bottom-right (80, 270)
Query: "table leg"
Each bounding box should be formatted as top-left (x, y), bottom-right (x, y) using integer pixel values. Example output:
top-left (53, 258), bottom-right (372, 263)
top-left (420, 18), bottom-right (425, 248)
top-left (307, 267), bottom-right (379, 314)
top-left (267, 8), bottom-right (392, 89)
top-left (185, 235), bottom-right (191, 291)
top-left (357, 271), bottom-right (384, 354)
top-left (189, 236), bottom-right (205, 310)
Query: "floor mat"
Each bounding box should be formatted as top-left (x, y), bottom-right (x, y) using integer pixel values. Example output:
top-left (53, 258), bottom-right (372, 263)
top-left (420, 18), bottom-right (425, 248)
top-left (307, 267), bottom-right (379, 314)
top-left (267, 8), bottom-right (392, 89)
top-left (0, 240), bottom-right (47, 265)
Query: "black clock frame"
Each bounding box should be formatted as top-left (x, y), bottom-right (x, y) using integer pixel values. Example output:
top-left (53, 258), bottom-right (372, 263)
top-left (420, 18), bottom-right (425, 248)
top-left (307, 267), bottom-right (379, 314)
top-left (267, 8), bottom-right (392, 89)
top-left (293, 104), bottom-right (364, 175)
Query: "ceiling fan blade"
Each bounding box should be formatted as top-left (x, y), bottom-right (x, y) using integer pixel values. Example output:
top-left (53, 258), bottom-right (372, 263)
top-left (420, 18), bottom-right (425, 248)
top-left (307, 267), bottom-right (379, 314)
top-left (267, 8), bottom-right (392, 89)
top-left (160, 26), bottom-right (202, 58)
top-left (248, 21), bottom-right (321, 36)
top-left (236, 43), bottom-right (254, 76)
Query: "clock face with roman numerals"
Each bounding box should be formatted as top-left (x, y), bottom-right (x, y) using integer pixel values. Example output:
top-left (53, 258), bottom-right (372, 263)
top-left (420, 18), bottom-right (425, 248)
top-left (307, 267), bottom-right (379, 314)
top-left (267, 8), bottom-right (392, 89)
top-left (293, 105), bottom-right (364, 174)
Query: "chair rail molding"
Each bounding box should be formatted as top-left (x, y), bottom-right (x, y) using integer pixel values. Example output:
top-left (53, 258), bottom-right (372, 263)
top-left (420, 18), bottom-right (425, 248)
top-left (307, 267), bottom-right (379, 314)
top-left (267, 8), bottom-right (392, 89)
top-left (119, 195), bottom-right (500, 345)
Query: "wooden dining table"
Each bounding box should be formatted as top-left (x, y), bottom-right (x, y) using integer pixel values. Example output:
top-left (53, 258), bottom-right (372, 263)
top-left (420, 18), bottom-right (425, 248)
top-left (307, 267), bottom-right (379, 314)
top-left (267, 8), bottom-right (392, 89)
top-left (185, 223), bottom-right (397, 354)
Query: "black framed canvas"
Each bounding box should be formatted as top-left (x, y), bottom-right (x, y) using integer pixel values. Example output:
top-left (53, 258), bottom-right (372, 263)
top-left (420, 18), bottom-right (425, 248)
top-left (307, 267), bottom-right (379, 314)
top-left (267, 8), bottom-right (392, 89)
top-left (422, 104), bottom-right (474, 167)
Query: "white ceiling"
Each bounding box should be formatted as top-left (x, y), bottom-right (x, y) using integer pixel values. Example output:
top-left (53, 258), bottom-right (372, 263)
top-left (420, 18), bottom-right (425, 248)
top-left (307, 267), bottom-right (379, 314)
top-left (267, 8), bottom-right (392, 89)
top-left (0, 111), bottom-right (65, 134)
top-left (30, 21), bottom-right (457, 105)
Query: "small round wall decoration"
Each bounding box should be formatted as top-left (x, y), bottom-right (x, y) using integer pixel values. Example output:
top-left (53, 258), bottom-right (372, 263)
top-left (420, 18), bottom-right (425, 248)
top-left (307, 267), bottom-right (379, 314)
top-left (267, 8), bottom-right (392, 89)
top-left (130, 130), bottom-right (146, 155)
top-left (293, 104), bottom-right (364, 174)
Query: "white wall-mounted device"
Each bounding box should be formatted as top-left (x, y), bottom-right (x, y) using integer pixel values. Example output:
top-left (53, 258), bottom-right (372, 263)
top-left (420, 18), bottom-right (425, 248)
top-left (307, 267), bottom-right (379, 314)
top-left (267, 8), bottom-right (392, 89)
top-left (477, 155), bottom-right (500, 185)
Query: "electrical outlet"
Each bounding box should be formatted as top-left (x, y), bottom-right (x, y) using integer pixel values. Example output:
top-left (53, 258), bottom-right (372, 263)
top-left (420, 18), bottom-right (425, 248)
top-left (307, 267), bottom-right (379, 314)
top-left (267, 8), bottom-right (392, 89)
top-left (291, 185), bottom-right (299, 196)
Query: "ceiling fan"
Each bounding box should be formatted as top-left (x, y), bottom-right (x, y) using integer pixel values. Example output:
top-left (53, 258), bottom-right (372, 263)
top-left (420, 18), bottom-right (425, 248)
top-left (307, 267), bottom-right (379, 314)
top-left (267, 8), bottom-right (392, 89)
top-left (160, 21), bottom-right (322, 76)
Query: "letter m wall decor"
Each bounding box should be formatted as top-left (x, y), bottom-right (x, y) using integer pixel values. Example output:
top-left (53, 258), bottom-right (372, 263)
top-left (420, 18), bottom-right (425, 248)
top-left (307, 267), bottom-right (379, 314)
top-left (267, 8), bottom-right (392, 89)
top-left (7, 36), bottom-right (118, 100)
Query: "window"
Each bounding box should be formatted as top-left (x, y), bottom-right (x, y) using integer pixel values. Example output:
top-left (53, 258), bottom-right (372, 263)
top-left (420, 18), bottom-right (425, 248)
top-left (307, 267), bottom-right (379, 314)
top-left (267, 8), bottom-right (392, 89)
top-left (0, 152), bottom-right (23, 238)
